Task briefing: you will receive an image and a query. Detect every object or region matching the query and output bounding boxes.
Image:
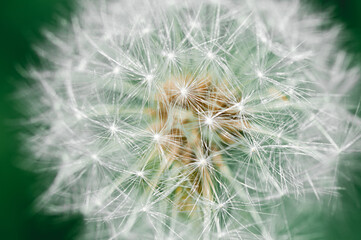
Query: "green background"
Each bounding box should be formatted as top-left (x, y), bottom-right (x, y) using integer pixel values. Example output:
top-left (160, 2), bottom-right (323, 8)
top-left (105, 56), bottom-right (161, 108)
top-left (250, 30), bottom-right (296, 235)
top-left (0, 0), bottom-right (360, 239)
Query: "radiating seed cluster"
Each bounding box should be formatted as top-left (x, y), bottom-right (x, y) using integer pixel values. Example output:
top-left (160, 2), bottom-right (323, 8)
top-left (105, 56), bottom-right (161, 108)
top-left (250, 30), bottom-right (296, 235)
top-left (24, 0), bottom-right (361, 239)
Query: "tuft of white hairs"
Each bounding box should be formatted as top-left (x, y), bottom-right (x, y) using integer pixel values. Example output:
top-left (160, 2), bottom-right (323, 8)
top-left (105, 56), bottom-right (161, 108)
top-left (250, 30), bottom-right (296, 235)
top-left (22, 0), bottom-right (361, 239)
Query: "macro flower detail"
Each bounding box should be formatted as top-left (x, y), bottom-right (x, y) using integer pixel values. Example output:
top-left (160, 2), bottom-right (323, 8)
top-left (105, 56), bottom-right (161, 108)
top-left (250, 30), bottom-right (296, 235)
top-left (25, 0), bottom-right (361, 239)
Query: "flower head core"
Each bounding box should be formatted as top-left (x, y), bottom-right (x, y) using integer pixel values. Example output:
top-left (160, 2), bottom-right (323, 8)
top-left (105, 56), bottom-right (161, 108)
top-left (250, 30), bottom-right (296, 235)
top-left (149, 74), bottom-right (255, 205)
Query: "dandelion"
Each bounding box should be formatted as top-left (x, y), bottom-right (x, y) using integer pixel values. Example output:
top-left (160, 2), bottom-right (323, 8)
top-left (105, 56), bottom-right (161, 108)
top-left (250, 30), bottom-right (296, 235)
top-left (23, 0), bottom-right (361, 239)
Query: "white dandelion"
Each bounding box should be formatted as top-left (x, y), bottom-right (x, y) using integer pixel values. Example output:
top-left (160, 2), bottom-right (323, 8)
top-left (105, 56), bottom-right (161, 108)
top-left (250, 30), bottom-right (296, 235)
top-left (22, 0), bottom-right (361, 239)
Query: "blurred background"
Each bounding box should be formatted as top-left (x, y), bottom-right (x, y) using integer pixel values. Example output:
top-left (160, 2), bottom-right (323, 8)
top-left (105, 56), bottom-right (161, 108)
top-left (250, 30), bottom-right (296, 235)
top-left (0, 0), bottom-right (360, 239)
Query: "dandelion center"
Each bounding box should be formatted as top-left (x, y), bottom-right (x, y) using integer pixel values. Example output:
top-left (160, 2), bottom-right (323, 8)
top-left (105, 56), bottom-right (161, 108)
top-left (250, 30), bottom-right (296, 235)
top-left (145, 74), bottom-right (255, 207)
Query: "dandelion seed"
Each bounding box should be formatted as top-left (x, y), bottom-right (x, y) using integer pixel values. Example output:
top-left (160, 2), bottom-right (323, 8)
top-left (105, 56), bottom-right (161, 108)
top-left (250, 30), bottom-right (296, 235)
top-left (166, 52), bottom-right (176, 61)
top-left (235, 102), bottom-right (244, 112)
top-left (75, 112), bottom-right (83, 120)
top-left (142, 27), bottom-right (152, 35)
top-left (91, 154), bottom-right (99, 161)
top-left (77, 59), bottom-right (87, 71)
top-left (197, 157), bottom-right (208, 167)
top-left (250, 146), bottom-right (257, 154)
top-left (204, 116), bottom-right (214, 126)
top-left (109, 124), bottom-right (118, 135)
top-left (206, 51), bottom-right (215, 60)
top-left (189, 20), bottom-right (201, 29)
top-left (257, 70), bottom-right (264, 78)
top-left (112, 66), bottom-right (121, 74)
top-left (141, 205), bottom-right (149, 212)
top-left (145, 74), bottom-right (154, 83)
top-left (153, 133), bottom-right (161, 142)
top-left (135, 171), bottom-right (144, 178)
top-left (179, 87), bottom-right (188, 97)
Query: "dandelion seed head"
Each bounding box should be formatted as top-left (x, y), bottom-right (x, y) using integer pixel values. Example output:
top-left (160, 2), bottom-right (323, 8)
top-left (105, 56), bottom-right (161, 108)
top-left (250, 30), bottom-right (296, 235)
top-left (23, 0), bottom-right (361, 239)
